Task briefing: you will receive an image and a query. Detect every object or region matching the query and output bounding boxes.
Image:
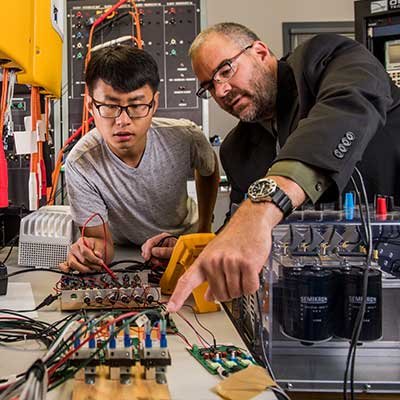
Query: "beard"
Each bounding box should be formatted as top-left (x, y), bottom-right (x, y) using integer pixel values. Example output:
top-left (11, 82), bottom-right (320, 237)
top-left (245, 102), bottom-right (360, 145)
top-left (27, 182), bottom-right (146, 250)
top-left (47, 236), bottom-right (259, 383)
top-left (221, 65), bottom-right (277, 123)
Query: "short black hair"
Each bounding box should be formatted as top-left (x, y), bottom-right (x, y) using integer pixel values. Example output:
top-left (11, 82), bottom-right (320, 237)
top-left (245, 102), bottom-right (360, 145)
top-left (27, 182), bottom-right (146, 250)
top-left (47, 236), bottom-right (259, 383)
top-left (85, 45), bottom-right (160, 94)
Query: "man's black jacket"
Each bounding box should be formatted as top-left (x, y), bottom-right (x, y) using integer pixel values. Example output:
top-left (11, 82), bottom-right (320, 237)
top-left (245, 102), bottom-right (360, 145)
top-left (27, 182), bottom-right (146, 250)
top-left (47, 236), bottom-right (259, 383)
top-left (220, 33), bottom-right (400, 206)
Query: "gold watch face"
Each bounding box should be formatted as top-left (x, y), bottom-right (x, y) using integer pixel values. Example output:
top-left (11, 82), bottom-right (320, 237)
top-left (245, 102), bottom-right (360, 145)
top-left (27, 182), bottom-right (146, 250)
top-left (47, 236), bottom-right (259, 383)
top-left (248, 178), bottom-right (277, 202)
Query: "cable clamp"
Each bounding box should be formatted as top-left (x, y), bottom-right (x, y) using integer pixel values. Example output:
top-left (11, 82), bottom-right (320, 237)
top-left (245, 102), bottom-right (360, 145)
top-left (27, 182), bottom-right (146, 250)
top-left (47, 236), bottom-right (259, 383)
top-left (26, 359), bottom-right (46, 381)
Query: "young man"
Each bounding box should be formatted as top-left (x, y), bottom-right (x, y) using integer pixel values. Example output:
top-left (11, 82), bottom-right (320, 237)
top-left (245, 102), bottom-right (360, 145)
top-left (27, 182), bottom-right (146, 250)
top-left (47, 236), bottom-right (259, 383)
top-left (165, 22), bottom-right (400, 312)
top-left (59, 45), bottom-right (219, 273)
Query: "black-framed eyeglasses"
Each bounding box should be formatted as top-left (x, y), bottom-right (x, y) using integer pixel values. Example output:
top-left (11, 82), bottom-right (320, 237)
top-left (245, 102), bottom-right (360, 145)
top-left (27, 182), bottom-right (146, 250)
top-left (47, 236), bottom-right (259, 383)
top-left (91, 95), bottom-right (155, 119)
top-left (196, 44), bottom-right (253, 100)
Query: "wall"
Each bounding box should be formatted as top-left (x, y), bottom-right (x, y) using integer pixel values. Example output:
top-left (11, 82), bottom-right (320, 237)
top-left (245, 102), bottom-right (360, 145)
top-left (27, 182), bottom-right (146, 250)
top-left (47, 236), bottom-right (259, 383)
top-left (202, 0), bottom-right (356, 138)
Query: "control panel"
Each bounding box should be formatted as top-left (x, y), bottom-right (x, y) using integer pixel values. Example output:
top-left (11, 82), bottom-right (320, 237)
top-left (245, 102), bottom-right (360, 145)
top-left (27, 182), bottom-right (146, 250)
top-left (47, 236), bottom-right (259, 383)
top-left (66, 0), bottom-right (203, 135)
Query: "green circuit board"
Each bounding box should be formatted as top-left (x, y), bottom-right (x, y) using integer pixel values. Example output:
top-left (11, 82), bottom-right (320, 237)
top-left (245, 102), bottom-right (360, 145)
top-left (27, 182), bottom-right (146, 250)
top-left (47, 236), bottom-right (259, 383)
top-left (188, 344), bottom-right (257, 375)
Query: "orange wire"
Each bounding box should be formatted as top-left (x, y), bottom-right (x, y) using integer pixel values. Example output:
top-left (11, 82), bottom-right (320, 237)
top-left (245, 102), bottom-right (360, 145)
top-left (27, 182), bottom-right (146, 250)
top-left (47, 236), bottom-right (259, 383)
top-left (131, 0), bottom-right (143, 48)
top-left (48, 310), bottom-right (140, 377)
top-left (81, 0), bottom-right (143, 134)
top-left (48, 116), bottom-right (94, 204)
top-left (0, 68), bottom-right (9, 136)
top-left (51, 1), bottom-right (143, 204)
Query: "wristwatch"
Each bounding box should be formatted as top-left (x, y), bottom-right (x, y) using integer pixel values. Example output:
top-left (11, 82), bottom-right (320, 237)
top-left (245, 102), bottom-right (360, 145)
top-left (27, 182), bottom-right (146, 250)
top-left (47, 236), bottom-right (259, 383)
top-left (247, 177), bottom-right (294, 218)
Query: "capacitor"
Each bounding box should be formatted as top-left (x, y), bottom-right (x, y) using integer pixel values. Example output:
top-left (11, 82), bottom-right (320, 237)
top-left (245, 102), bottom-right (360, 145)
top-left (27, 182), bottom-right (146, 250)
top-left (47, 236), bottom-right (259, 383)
top-left (334, 267), bottom-right (382, 341)
top-left (281, 266), bottom-right (336, 343)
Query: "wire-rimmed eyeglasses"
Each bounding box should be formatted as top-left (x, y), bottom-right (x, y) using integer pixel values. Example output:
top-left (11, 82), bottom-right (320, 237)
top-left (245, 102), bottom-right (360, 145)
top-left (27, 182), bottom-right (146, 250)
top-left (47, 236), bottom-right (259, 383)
top-left (196, 44), bottom-right (253, 99)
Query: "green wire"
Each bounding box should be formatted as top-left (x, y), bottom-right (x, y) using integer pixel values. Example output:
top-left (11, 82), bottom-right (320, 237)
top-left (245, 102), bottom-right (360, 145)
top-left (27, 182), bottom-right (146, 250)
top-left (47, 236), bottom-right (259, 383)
top-left (48, 308), bottom-right (163, 391)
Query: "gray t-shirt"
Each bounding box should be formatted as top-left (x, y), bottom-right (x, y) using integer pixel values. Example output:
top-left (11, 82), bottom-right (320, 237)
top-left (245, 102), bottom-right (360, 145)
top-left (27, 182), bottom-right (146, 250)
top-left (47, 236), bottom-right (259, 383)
top-left (65, 117), bottom-right (215, 245)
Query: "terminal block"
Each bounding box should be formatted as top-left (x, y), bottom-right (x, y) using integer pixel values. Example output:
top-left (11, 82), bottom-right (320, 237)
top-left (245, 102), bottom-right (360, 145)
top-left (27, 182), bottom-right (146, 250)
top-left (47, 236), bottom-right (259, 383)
top-left (71, 347), bottom-right (100, 384)
top-left (106, 346), bottom-right (135, 384)
top-left (140, 347), bottom-right (171, 383)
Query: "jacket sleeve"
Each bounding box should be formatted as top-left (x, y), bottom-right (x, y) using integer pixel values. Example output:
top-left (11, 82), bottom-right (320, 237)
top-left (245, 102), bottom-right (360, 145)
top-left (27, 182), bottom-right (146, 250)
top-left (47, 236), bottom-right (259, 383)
top-left (276, 34), bottom-right (394, 199)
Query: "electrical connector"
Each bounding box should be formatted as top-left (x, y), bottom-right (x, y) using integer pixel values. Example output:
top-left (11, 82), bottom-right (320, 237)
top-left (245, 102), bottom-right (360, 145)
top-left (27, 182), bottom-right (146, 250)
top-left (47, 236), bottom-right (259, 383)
top-left (344, 192), bottom-right (354, 221)
top-left (74, 335), bottom-right (81, 350)
top-left (36, 293), bottom-right (60, 309)
top-left (160, 319), bottom-right (167, 348)
top-left (145, 333), bottom-right (152, 348)
top-left (89, 326), bottom-right (96, 349)
top-left (109, 325), bottom-right (116, 349)
top-left (124, 325), bottom-right (131, 348)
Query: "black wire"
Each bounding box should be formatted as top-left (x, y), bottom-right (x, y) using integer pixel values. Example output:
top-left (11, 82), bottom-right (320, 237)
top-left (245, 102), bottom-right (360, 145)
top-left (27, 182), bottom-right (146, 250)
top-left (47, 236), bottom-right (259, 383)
top-left (349, 168), bottom-right (372, 400)
top-left (0, 310), bottom-right (61, 347)
top-left (144, 235), bottom-right (178, 267)
top-left (0, 267), bottom-right (141, 281)
top-left (182, 304), bottom-right (217, 348)
top-left (255, 290), bottom-right (277, 381)
top-left (0, 234), bottom-right (19, 252)
top-left (0, 293), bottom-right (61, 313)
top-left (108, 259), bottom-right (146, 269)
top-left (354, 168), bottom-right (372, 264)
top-left (350, 177), bottom-right (369, 247)
top-left (45, 311), bottom-right (106, 366)
top-left (343, 167), bottom-right (372, 400)
top-left (0, 236), bottom-right (18, 265)
top-left (93, 11), bottom-right (132, 35)
top-left (0, 377), bottom-right (24, 399)
top-left (48, 308), bottom-right (164, 391)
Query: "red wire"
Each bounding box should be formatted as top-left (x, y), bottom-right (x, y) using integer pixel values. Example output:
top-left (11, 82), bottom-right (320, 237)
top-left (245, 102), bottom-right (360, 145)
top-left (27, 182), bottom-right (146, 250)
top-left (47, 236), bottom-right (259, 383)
top-left (176, 312), bottom-right (208, 348)
top-left (175, 332), bottom-right (193, 348)
top-left (81, 213), bottom-right (119, 282)
top-left (66, 117), bottom-right (94, 146)
top-left (48, 310), bottom-right (139, 377)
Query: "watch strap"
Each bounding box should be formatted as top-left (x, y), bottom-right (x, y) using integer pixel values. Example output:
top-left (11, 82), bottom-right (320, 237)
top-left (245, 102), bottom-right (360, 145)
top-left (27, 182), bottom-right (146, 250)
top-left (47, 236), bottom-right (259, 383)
top-left (270, 187), bottom-right (293, 218)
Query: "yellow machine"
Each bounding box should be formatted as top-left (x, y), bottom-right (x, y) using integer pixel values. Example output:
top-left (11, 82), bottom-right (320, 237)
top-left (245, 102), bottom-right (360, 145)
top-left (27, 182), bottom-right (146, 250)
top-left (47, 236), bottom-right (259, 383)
top-left (0, 0), bottom-right (63, 98)
top-left (160, 233), bottom-right (220, 314)
top-left (0, 1), bottom-right (33, 72)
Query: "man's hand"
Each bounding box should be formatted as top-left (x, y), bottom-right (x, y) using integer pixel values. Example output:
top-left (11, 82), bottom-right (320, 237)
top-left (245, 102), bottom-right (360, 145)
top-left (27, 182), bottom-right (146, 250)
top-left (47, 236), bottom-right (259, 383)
top-left (59, 237), bottom-right (105, 273)
top-left (141, 232), bottom-right (177, 266)
top-left (166, 175), bottom-right (306, 312)
top-left (166, 200), bottom-right (280, 312)
top-left (60, 223), bottom-right (114, 273)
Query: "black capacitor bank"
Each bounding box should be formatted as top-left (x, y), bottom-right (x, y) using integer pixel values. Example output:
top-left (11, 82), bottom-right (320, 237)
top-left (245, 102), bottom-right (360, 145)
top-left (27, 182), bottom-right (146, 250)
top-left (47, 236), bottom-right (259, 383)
top-left (334, 266), bottom-right (382, 341)
top-left (281, 265), bottom-right (336, 343)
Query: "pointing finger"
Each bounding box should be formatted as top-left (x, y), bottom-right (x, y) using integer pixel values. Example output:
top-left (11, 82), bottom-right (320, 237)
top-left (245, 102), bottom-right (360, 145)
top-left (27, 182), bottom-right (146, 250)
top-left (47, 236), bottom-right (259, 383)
top-left (204, 286), bottom-right (215, 302)
top-left (166, 261), bottom-right (206, 312)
